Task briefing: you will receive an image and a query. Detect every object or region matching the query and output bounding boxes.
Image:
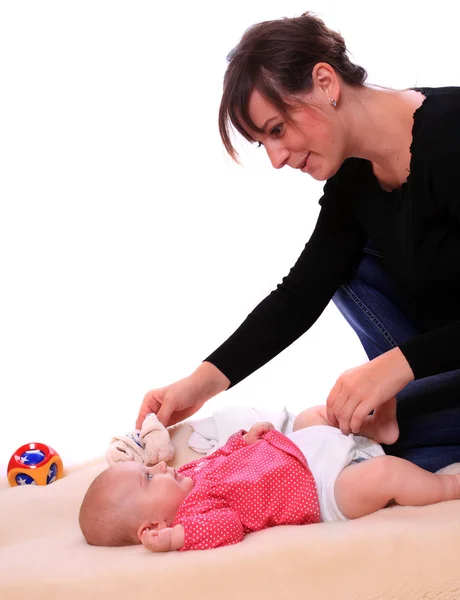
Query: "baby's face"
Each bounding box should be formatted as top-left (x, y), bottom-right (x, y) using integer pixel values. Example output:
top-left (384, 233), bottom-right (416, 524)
top-left (111, 461), bottom-right (194, 526)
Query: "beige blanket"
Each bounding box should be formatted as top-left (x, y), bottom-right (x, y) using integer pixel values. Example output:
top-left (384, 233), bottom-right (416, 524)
top-left (1, 423), bottom-right (459, 600)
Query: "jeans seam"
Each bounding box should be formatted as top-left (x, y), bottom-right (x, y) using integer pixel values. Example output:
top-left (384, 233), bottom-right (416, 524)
top-left (340, 284), bottom-right (397, 349)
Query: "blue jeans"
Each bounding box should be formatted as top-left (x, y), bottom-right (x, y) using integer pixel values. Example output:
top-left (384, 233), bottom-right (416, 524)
top-left (332, 242), bottom-right (460, 473)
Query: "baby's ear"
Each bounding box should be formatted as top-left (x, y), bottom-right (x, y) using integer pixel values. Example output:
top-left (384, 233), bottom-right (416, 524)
top-left (137, 520), bottom-right (168, 541)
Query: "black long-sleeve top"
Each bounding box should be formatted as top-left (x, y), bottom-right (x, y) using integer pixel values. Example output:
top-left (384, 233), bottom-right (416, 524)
top-left (205, 87), bottom-right (460, 387)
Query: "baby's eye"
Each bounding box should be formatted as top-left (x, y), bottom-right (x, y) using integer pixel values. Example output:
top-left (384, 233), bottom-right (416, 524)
top-left (145, 473), bottom-right (153, 482)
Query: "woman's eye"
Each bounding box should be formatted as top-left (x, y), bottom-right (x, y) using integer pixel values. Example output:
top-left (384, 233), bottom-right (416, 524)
top-left (270, 124), bottom-right (283, 137)
top-left (257, 141), bottom-right (263, 148)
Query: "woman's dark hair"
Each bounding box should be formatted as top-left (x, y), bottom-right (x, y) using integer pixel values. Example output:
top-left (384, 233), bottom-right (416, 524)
top-left (219, 11), bottom-right (367, 160)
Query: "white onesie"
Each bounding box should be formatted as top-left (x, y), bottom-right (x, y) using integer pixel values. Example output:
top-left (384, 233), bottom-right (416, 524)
top-left (288, 425), bottom-right (385, 522)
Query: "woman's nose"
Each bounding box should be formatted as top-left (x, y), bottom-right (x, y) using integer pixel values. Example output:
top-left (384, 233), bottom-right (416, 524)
top-left (266, 146), bottom-right (289, 169)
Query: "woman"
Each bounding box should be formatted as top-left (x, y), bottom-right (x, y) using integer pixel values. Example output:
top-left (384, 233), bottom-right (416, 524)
top-left (136, 12), bottom-right (460, 472)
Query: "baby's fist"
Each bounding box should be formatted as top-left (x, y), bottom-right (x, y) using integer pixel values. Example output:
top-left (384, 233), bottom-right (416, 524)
top-left (141, 528), bottom-right (171, 552)
top-left (244, 422), bottom-right (274, 444)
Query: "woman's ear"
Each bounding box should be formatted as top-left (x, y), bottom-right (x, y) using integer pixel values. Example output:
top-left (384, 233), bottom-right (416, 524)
top-left (311, 62), bottom-right (340, 105)
top-left (137, 519), bottom-right (167, 542)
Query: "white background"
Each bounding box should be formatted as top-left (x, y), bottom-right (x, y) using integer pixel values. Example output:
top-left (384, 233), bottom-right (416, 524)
top-left (0, 0), bottom-right (457, 474)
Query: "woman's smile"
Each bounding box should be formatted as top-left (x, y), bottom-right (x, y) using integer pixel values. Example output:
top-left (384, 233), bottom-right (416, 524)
top-left (299, 153), bottom-right (310, 172)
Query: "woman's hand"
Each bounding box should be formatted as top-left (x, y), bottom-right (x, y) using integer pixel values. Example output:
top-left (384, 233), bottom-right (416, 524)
top-left (136, 362), bottom-right (230, 429)
top-left (243, 422), bottom-right (274, 444)
top-left (326, 347), bottom-right (414, 435)
top-left (136, 379), bottom-right (206, 430)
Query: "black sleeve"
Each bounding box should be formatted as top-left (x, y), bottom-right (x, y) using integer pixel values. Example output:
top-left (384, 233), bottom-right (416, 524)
top-left (399, 323), bottom-right (460, 379)
top-left (204, 181), bottom-right (367, 387)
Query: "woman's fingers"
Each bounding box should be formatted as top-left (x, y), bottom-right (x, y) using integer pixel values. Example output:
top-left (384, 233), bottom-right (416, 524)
top-left (349, 398), bottom-right (375, 434)
top-left (136, 392), bottom-right (162, 429)
top-left (327, 373), bottom-right (374, 435)
top-left (337, 395), bottom-right (364, 435)
top-left (326, 380), bottom-right (342, 426)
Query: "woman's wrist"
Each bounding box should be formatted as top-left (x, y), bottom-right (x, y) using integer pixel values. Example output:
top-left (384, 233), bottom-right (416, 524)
top-left (190, 361), bottom-right (230, 402)
top-left (386, 347), bottom-right (415, 386)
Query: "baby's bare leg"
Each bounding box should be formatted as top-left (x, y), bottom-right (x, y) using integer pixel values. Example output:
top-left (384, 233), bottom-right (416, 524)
top-left (335, 455), bottom-right (460, 520)
top-left (293, 406), bottom-right (330, 430)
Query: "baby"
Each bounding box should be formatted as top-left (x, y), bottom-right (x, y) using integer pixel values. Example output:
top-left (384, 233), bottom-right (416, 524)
top-left (79, 404), bottom-right (460, 551)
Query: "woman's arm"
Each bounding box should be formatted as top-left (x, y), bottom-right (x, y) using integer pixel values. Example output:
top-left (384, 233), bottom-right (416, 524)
top-left (138, 172), bottom-right (366, 427)
top-left (399, 322), bottom-right (460, 380)
top-left (205, 181), bottom-right (367, 388)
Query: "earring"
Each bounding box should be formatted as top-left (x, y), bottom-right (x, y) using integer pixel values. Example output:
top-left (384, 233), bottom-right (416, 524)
top-left (329, 98), bottom-right (337, 107)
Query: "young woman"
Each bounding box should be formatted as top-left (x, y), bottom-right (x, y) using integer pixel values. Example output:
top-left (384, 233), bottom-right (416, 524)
top-left (136, 12), bottom-right (460, 473)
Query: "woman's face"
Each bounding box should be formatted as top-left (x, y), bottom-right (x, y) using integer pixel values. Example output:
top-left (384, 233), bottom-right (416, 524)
top-left (246, 88), bottom-right (346, 181)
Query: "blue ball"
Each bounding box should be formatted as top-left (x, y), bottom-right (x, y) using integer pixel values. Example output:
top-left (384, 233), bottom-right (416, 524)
top-left (15, 473), bottom-right (37, 485)
top-left (47, 463), bottom-right (58, 484)
top-left (20, 449), bottom-right (45, 466)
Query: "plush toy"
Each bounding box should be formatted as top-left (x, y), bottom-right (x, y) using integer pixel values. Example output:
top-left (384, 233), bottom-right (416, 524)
top-left (8, 442), bottom-right (64, 487)
top-left (106, 413), bottom-right (174, 466)
top-left (141, 413), bottom-right (175, 465)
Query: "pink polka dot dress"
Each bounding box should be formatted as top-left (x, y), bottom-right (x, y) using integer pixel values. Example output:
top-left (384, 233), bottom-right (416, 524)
top-left (172, 430), bottom-right (320, 551)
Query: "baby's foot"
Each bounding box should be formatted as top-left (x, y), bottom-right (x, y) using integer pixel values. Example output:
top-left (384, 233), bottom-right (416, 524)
top-left (360, 398), bottom-right (400, 445)
top-left (371, 415), bottom-right (400, 445)
top-left (454, 474), bottom-right (460, 500)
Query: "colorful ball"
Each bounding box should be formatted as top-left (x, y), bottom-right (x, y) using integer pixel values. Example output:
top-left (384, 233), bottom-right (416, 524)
top-left (7, 442), bottom-right (64, 487)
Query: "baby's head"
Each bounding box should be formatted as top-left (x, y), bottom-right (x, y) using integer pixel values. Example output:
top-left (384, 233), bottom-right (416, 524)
top-left (79, 461), bottom-right (194, 546)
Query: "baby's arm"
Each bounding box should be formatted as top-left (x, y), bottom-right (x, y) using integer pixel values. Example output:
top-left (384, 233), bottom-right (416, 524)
top-left (140, 524), bottom-right (184, 552)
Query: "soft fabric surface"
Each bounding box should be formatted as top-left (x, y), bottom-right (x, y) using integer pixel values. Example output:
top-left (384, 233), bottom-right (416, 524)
top-left (187, 404), bottom-right (294, 454)
top-left (1, 423), bottom-right (460, 600)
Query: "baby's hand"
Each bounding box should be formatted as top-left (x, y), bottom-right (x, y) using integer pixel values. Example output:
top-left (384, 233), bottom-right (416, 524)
top-left (140, 524), bottom-right (185, 552)
top-left (243, 422), bottom-right (274, 445)
top-left (141, 527), bottom-right (172, 552)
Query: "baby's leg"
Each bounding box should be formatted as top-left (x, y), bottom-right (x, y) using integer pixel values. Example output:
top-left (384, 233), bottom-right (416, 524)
top-left (335, 455), bottom-right (460, 519)
top-left (293, 402), bottom-right (399, 445)
top-left (293, 406), bottom-right (330, 430)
